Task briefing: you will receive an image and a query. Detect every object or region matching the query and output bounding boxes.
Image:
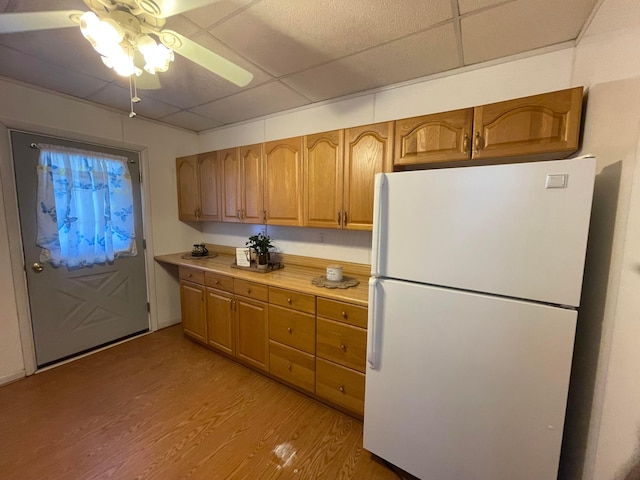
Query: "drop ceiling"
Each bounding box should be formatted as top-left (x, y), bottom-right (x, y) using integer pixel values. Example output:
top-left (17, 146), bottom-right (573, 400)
top-left (0, 0), bottom-right (601, 132)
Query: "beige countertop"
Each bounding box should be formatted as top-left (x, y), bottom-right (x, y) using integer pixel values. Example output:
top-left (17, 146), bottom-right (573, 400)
top-left (155, 252), bottom-right (369, 307)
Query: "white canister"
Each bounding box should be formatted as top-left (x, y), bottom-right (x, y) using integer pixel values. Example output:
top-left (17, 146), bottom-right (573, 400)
top-left (326, 265), bottom-right (343, 282)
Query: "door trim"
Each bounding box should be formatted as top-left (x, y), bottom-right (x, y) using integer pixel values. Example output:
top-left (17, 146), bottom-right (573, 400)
top-left (0, 121), bottom-right (158, 376)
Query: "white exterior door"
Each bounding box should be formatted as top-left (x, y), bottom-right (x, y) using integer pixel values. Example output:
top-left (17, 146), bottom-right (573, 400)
top-left (12, 131), bottom-right (149, 367)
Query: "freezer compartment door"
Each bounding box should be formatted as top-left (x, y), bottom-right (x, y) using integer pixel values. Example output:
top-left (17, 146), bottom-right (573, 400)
top-left (372, 156), bottom-right (595, 307)
top-left (363, 278), bottom-right (577, 480)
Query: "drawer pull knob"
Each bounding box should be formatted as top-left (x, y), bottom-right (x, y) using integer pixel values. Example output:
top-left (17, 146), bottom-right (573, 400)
top-left (287, 297), bottom-right (292, 304)
top-left (187, 273), bottom-right (192, 277)
top-left (215, 280), bottom-right (219, 285)
top-left (341, 311), bottom-right (347, 318)
top-left (340, 344), bottom-right (347, 352)
top-left (247, 289), bottom-right (251, 294)
top-left (339, 386), bottom-right (345, 393)
top-left (287, 327), bottom-right (292, 333)
top-left (287, 364), bottom-right (292, 371)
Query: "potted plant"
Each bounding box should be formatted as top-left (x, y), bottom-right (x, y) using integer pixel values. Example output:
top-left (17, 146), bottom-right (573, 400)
top-left (246, 233), bottom-right (273, 268)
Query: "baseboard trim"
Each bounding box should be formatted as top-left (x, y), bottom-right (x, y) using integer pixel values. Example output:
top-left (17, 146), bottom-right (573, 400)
top-left (0, 370), bottom-right (26, 386)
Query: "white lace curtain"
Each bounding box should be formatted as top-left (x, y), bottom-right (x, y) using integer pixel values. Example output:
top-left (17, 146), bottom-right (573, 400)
top-left (36, 144), bottom-right (137, 268)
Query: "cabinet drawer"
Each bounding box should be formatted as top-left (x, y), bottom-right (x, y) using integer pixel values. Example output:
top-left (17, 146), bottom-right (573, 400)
top-left (205, 271), bottom-right (234, 292)
top-left (269, 341), bottom-right (315, 394)
top-left (234, 279), bottom-right (269, 302)
top-left (179, 266), bottom-right (204, 284)
top-left (317, 297), bottom-right (367, 328)
top-left (269, 287), bottom-right (316, 314)
top-left (316, 359), bottom-right (365, 416)
top-left (317, 318), bottom-right (366, 372)
top-left (269, 305), bottom-right (315, 354)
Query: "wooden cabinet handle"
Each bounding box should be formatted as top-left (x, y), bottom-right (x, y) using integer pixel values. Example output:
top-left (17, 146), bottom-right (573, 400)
top-left (339, 385), bottom-right (345, 393)
top-left (287, 327), bottom-right (292, 334)
top-left (474, 131), bottom-right (482, 154)
top-left (343, 211), bottom-right (347, 226)
top-left (340, 344), bottom-right (347, 352)
top-left (337, 211), bottom-right (342, 226)
top-left (214, 280), bottom-right (219, 285)
top-left (247, 289), bottom-right (251, 295)
top-left (341, 311), bottom-right (347, 319)
top-left (287, 364), bottom-right (292, 371)
top-left (287, 297), bottom-right (292, 304)
top-left (186, 273), bottom-right (192, 277)
top-left (463, 133), bottom-right (469, 154)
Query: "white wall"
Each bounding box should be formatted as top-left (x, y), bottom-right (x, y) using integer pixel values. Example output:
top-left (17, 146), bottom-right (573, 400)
top-left (0, 78), bottom-right (199, 381)
top-left (197, 47), bottom-right (575, 264)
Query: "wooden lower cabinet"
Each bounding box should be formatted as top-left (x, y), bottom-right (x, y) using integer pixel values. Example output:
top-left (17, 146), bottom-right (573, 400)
top-left (180, 280), bottom-right (206, 343)
top-left (269, 341), bottom-right (315, 393)
top-left (316, 358), bottom-right (365, 416)
top-left (178, 267), bottom-right (368, 418)
top-left (205, 287), bottom-right (234, 356)
top-left (235, 295), bottom-right (269, 372)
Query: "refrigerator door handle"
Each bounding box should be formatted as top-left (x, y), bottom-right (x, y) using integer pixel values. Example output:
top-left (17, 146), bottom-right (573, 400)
top-left (367, 277), bottom-right (382, 369)
top-left (371, 174), bottom-right (386, 277)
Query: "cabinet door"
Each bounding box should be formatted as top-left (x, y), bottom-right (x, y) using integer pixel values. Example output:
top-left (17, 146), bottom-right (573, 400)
top-left (206, 287), bottom-right (234, 356)
top-left (264, 137), bottom-right (303, 226)
top-left (198, 152), bottom-right (222, 221)
top-left (180, 281), bottom-right (206, 343)
top-left (303, 130), bottom-right (344, 229)
top-left (235, 296), bottom-right (269, 372)
top-left (473, 86), bottom-right (583, 160)
top-left (394, 108), bottom-right (473, 166)
top-left (220, 147), bottom-right (242, 223)
top-left (176, 155), bottom-right (200, 221)
top-left (240, 144), bottom-right (265, 224)
top-left (343, 122), bottom-right (393, 231)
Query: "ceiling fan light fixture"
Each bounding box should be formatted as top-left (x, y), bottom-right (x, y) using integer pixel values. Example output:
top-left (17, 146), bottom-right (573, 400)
top-left (136, 34), bottom-right (174, 74)
top-left (101, 46), bottom-right (140, 77)
top-left (79, 12), bottom-right (124, 56)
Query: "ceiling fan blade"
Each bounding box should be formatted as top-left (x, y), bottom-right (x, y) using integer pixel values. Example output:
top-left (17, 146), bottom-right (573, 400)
top-left (136, 72), bottom-right (162, 90)
top-left (0, 11), bottom-right (83, 35)
top-left (141, 0), bottom-right (220, 18)
top-left (158, 30), bottom-right (253, 87)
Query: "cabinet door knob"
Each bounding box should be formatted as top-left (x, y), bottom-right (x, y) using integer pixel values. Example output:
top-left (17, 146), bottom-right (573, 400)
top-left (474, 131), bottom-right (482, 153)
top-left (247, 289), bottom-right (251, 294)
top-left (337, 211), bottom-right (342, 226)
top-left (215, 280), bottom-right (219, 285)
top-left (287, 364), bottom-right (292, 371)
top-left (287, 327), bottom-right (292, 334)
top-left (341, 311), bottom-right (347, 318)
top-left (287, 297), bottom-right (292, 304)
top-left (339, 386), bottom-right (345, 393)
top-left (463, 133), bottom-right (470, 154)
top-left (340, 344), bottom-right (347, 352)
top-left (186, 273), bottom-right (192, 277)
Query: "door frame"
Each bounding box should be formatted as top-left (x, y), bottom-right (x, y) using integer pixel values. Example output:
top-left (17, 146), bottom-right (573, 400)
top-left (0, 120), bottom-right (159, 376)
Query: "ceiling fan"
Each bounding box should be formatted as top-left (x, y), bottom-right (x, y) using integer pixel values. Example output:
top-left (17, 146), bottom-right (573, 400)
top-left (0, 0), bottom-right (254, 115)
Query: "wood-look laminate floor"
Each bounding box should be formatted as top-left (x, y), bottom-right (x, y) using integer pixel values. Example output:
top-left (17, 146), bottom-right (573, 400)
top-left (0, 326), bottom-right (401, 480)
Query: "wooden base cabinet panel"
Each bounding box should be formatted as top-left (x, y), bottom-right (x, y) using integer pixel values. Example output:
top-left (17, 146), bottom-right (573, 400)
top-left (180, 281), bottom-right (206, 343)
top-left (269, 341), bottom-right (315, 393)
top-left (236, 296), bottom-right (269, 372)
top-left (269, 305), bottom-right (315, 354)
top-left (316, 318), bottom-right (367, 373)
top-left (205, 287), bottom-right (234, 356)
top-left (316, 358), bottom-right (365, 416)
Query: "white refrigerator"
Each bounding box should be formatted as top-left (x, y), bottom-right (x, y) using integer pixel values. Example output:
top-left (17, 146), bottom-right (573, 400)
top-left (363, 156), bottom-right (596, 480)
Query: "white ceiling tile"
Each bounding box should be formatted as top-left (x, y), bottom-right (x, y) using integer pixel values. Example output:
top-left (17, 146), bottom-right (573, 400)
top-left (182, 0), bottom-right (256, 29)
top-left (190, 32), bottom-right (275, 86)
top-left (457, 0), bottom-right (516, 15)
top-left (87, 84), bottom-right (181, 119)
top-left (164, 15), bottom-right (202, 38)
top-left (1, 0), bottom-right (85, 13)
top-left (461, 0), bottom-right (599, 65)
top-left (0, 44), bottom-right (108, 97)
top-left (282, 23), bottom-right (460, 102)
top-left (191, 81), bottom-right (310, 124)
top-left (210, 0), bottom-right (453, 76)
top-left (582, 0), bottom-right (640, 37)
top-left (158, 110), bottom-right (225, 131)
top-left (0, 27), bottom-right (116, 82)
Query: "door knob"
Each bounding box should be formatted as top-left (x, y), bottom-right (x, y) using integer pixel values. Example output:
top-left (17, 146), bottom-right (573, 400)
top-left (32, 262), bottom-right (44, 273)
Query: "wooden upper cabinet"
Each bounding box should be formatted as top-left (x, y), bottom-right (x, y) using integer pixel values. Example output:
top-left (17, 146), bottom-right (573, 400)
top-left (264, 137), bottom-right (303, 226)
top-left (198, 152), bottom-right (222, 221)
top-left (240, 144), bottom-right (264, 224)
top-left (394, 108), bottom-right (473, 166)
top-left (473, 86), bottom-right (583, 160)
top-left (304, 130), bottom-right (344, 229)
top-left (344, 122), bottom-right (394, 231)
top-left (220, 147), bottom-right (242, 223)
top-left (176, 155), bottom-right (200, 221)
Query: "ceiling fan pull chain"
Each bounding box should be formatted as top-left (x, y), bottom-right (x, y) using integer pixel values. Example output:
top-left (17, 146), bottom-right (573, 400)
top-left (129, 75), bottom-right (137, 118)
